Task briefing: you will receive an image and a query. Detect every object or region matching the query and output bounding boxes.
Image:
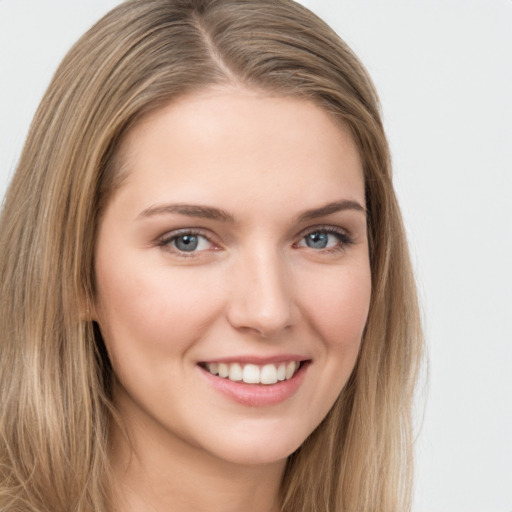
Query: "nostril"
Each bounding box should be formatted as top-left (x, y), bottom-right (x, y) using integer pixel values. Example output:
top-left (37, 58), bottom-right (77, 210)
top-left (226, 300), bottom-right (296, 338)
top-left (226, 257), bottom-right (297, 336)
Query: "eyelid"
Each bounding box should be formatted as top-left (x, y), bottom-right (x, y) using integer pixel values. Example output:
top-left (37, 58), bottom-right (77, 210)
top-left (157, 228), bottom-right (220, 255)
top-left (155, 224), bottom-right (354, 257)
top-left (296, 224), bottom-right (352, 238)
top-left (294, 225), bottom-right (354, 250)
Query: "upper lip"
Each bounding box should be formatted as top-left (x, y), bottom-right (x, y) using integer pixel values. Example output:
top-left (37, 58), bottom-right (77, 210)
top-left (198, 354), bottom-right (311, 365)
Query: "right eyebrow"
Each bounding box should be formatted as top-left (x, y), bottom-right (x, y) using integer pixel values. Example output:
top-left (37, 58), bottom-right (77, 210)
top-left (136, 203), bottom-right (235, 223)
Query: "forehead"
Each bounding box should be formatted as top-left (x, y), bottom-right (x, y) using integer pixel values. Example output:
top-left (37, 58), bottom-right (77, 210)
top-left (110, 87), bottom-right (365, 217)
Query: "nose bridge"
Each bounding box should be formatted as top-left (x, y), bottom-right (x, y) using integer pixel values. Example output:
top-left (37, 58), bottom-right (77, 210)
top-left (227, 243), bottom-right (295, 337)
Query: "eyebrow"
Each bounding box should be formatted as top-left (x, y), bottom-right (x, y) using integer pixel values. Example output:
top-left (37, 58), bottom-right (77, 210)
top-left (296, 199), bottom-right (366, 222)
top-left (136, 199), bottom-right (365, 223)
top-left (137, 203), bottom-right (235, 222)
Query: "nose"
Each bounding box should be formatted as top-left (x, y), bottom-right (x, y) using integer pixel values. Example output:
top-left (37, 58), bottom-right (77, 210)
top-left (226, 248), bottom-right (297, 338)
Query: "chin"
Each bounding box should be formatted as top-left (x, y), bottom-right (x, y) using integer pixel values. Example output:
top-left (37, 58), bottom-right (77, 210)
top-left (196, 420), bottom-right (311, 467)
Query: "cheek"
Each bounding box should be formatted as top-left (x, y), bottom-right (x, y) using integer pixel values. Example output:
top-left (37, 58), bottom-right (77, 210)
top-left (300, 263), bottom-right (372, 349)
top-left (94, 256), bottom-right (225, 365)
top-left (291, 262), bottom-right (371, 435)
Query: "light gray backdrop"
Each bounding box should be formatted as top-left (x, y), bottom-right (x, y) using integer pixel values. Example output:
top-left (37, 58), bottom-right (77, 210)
top-left (1, 1), bottom-right (511, 511)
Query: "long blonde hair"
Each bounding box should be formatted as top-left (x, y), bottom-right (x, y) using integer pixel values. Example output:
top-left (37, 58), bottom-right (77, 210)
top-left (0, 1), bottom-right (423, 511)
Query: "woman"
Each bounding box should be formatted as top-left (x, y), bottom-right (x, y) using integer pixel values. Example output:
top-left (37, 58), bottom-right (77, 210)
top-left (0, 1), bottom-right (422, 511)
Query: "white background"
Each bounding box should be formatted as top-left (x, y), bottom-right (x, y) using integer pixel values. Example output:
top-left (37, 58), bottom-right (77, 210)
top-left (1, 1), bottom-right (511, 511)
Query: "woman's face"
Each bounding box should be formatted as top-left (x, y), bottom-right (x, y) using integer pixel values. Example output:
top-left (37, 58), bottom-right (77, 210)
top-left (94, 88), bottom-right (371, 466)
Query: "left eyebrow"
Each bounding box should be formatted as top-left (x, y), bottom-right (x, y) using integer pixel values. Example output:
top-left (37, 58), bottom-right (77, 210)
top-left (296, 199), bottom-right (366, 222)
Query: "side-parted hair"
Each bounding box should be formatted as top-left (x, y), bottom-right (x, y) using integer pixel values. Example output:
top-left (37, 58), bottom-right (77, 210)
top-left (0, 1), bottom-right (423, 511)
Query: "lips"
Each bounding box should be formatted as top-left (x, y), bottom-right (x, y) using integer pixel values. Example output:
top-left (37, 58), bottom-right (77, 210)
top-left (197, 358), bottom-right (310, 407)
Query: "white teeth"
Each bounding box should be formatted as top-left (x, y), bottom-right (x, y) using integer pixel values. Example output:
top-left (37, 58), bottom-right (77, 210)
top-left (204, 361), bottom-right (301, 384)
top-left (218, 363), bottom-right (229, 378)
top-left (285, 361), bottom-right (297, 380)
top-left (260, 364), bottom-right (278, 385)
top-left (242, 364), bottom-right (259, 384)
top-left (229, 363), bottom-right (243, 381)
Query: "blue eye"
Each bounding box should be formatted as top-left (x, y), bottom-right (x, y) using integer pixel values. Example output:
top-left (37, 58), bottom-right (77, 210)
top-left (297, 229), bottom-right (352, 251)
top-left (160, 232), bottom-right (213, 254)
top-left (174, 234), bottom-right (200, 252)
top-left (304, 232), bottom-right (330, 249)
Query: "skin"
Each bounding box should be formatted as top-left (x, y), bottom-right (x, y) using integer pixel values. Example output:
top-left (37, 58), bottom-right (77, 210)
top-left (93, 87), bottom-right (371, 512)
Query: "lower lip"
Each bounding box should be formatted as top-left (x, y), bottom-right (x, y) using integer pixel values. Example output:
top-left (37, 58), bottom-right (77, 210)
top-left (198, 362), bottom-right (309, 407)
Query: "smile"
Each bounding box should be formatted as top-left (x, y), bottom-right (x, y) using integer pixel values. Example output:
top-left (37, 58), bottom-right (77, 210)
top-left (197, 358), bottom-right (310, 406)
top-left (202, 361), bottom-right (301, 385)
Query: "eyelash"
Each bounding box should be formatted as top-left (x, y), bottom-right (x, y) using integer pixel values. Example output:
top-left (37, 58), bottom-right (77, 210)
top-left (157, 229), bottom-right (215, 257)
top-left (295, 226), bottom-right (354, 254)
top-left (157, 226), bottom-right (354, 257)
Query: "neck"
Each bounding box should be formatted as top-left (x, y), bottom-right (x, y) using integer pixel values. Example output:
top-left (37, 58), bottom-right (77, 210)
top-left (110, 414), bottom-right (285, 512)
